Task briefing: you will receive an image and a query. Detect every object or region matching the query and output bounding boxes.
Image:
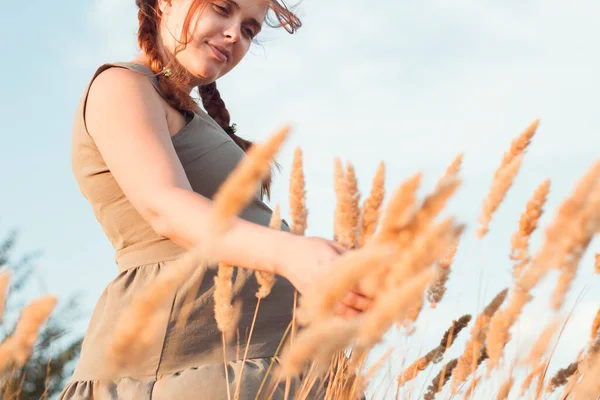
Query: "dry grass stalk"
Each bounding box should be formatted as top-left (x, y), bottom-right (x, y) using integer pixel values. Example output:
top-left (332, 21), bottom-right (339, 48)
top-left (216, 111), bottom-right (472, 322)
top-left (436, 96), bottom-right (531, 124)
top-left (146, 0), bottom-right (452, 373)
top-left (572, 351), bottom-right (600, 400)
top-left (465, 374), bottom-right (483, 398)
top-left (523, 319), bottom-right (560, 368)
top-left (561, 369), bottom-right (582, 399)
top-left (486, 287), bottom-right (532, 372)
top-left (497, 376), bottom-right (514, 400)
top-left (591, 307), bottom-right (600, 347)
top-left (510, 179), bottom-right (550, 278)
top-left (452, 289), bottom-right (508, 393)
top-left (362, 177), bottom-right (461, 298)
top-left (0, 270), bottom-right (10, 322)
top-left (255, 204), bottom-right (280, 299)
top-left (0, 295), bottom-right (57, 373)
top-left (109, 251), bottom-right (203, 368)
top-left (427, 244), bottom-right (458, 308)
top-left (549, 161), bottom-right (600, 265)
top-left (388, 217), bottom-right (464, 289)
top-left (350, 346), bottom-right (395, 397)
top-left (358, 268), bottom-right (435, 349)
top-left (483, 174), bottom-right (599, 373)
top-left (333, 157), bottom-right (355, 248)
top-left (477, 155), bottom-right (524, 239)
top-left (498, 119), bottom-right (539, 172)
top-left (214, 262), bottom-right (241, 342)
top-left (278, 317), bottom-right (359, 378)
top-left (424, 358), bottom-right (458, 400)
top-left (525, 161), bottom-right (600, 280)
top-left (357, 161), bottom-right (385, 248)
top-left (403, 297), bottom-right (424, 332)
top-left (547, 360), bottom-right (580, 393)
top-left (477, 119), bottom-right (539, 238)
top-left (212, 125), bottom-right (290, 235)
top-left (510, 164), bottom-right (599, 331)
top-left (436, 153), bottom-right (463, 190)
top-left (289, 147), bottom-right (308, 236)
top-left (521, 362), bottom-right (545, 396)
top-left (550, 310), bottom-right (600, 394)
top-left (395, 178), bottom-right (461, 250)
top-left (375, 172), bottom-right (422, 243)
top-left (346, 162), bottom-right (361, 247)
top-left (551, 182), bottom-right (600, 310)
top-left (398, 314), bottom-right (471, 386)
top-left (397, 357), bottom-right (428, 387)
top-left (296, 244), bottom-right (395, 325)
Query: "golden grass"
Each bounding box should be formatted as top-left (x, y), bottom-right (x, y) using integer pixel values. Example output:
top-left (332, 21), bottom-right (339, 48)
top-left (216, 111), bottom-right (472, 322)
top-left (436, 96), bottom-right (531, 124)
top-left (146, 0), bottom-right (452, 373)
top-left (106, 120), bottom-right (600, 399)
top-left (0, 273), bottom-right (57, 387)
top-left (511, 179), bottom-right (550, 278)
top-left (5, 119), bottom-right (600, 399)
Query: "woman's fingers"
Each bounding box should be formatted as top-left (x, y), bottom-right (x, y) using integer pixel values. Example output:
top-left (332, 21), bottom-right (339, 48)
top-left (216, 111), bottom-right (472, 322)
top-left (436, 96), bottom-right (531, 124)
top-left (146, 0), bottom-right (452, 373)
top-left (332, 291), bottom-right (373, 319)
top-left (334, 302), bottom-right (361, 319)
top-left (327, 240), bottom-right (350, 255)
top-left (342, 291), bottom-right (372, 312)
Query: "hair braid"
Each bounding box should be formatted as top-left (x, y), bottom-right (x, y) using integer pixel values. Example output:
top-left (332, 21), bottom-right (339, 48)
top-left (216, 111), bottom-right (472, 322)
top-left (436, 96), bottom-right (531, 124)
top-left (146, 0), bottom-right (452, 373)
top-left (199, 81), bottom-right (277, 199)
top-left (136, 0), bottom-right (198, 112)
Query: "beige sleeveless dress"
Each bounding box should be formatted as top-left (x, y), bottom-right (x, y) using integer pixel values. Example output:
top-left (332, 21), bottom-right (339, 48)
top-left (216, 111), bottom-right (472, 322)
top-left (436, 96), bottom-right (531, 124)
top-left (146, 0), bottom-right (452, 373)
top-left (59, 62), bottom-right (301, 399)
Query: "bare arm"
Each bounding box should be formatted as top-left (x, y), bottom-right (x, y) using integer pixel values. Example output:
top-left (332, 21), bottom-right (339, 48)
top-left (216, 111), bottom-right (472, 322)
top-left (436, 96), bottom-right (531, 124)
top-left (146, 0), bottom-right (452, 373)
top-left (85, 68), bottom-right (292, 274)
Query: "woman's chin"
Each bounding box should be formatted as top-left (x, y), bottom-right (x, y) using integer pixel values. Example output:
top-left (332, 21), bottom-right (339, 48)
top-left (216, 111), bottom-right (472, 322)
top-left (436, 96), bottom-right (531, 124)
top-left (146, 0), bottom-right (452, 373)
top-left (188, 67), bottom-right (222, 86)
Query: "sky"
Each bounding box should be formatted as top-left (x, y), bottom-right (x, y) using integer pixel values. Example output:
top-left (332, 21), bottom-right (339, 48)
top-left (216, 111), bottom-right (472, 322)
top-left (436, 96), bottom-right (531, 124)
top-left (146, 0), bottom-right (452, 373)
top-left (1, 0), bottom-right (599, 398)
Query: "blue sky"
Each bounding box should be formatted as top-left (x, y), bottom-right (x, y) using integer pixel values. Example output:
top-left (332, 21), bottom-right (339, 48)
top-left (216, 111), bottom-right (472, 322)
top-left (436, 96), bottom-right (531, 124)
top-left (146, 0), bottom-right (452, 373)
top-left (2, 1), bottom-right (599, 398)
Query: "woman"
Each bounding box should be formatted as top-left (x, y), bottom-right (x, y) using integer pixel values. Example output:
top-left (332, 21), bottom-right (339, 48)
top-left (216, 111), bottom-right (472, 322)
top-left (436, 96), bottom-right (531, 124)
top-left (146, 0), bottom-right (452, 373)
top-left (60, 0), bottom-right (371, 398)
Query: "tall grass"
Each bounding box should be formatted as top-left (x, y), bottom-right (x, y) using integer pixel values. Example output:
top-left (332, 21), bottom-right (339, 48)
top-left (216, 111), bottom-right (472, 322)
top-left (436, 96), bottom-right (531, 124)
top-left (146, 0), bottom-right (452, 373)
top-left (109, 118), bottom-right (600, 399)
top-left (2, 118), bottom-right (598, 399)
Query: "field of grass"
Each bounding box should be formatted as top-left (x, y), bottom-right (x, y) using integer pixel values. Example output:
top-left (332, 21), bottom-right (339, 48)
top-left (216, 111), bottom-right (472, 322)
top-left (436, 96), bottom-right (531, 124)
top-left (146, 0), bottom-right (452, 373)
top-left (1, 119), bottom-right (598, 399)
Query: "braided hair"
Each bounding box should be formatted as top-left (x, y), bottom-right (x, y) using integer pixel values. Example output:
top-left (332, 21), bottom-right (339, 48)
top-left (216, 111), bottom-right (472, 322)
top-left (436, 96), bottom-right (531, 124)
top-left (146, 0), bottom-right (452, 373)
top-left (135, 0), bottom-right (301, 199)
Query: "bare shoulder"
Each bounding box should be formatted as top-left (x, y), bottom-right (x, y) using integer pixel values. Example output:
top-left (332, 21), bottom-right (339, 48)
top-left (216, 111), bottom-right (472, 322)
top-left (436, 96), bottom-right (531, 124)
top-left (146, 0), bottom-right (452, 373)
top-left (85, 66), bottom-right (167, 139)
top-left (79, 66), bottom-right (191, 222)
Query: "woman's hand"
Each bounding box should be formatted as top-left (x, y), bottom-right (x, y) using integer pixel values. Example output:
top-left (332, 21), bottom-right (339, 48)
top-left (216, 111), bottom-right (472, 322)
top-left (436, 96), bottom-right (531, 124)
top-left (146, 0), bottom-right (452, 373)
top-left (276, 235), bottom-right (373, 319)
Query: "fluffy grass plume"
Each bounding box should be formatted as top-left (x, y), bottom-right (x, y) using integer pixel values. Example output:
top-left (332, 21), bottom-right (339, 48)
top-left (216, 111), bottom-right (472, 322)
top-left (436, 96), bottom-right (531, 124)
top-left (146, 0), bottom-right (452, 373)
top-left (255, 204), bottom-right (281, 299)
top-left (511, 179), bottom-right (550, 278)
top-left (477, 119), bottom-right (539, 238)
top-left (427, 244), bottom-right (458, 308)
top-left (333, 157), bottom-right (355, 248)
top-left (452, 289), bottom-right (507, 393)
top-left (214, 262), bottom-right (241, 342)
top-left (551, 181), bottom-right (600, 310)
top-left (398, 314), bottom-right (471, 386)
top-left (497, 376), bottom-right (514, 400)
top-left (375, 173), bottom-right (422, 243)
top-left (346, 161), bottom-right (361, 248)
top-left (0, 270), bottom-right (10, 321)
top-left (357, 161), bottom-right (385, 248)
top-left (0, 295), bottom-right (57, 373)
top-left (523, 319), bottom-right (560, 368)
top-left (289, 147), bottom-right (308, 236)
top-left (436, 153), bottom-right (463, 189)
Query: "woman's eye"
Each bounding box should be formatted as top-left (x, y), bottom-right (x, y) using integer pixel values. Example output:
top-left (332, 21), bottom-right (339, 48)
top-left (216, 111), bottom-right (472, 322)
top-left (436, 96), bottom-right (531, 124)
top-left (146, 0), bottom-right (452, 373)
top-left (244, 27), bottom-right (255, 38)
top-left (213, 4), bottom-right (229, 14)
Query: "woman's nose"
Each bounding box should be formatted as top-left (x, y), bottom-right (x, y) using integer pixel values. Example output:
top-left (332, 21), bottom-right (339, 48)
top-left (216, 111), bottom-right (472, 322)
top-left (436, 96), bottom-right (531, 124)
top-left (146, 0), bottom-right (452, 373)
top-left (224, 24), bottom-right (241, 43)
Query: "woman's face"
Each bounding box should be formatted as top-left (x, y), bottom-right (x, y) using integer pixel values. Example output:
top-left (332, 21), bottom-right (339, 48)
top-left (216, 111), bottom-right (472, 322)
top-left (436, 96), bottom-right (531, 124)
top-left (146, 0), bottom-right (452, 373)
top-left (158, 0), bottom-right (268, 85)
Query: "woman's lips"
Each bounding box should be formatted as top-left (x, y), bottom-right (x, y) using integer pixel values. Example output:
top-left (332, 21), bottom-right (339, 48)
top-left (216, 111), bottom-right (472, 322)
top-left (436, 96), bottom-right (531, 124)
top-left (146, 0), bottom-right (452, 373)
top-left (207, 43), bottom-right (228, 62)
